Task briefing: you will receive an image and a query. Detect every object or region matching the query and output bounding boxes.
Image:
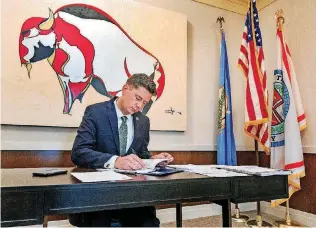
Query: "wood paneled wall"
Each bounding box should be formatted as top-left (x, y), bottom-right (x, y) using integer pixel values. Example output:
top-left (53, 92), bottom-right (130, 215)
top-left (1, 150), bottom-right (315, 214)
top-left (1, 150), bottom-right (74, 168)
top-left (256, 152), bottom-right (316, 215)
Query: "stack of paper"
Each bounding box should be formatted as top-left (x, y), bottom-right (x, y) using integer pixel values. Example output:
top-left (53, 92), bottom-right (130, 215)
top-left (194, 168), bottom-right (248, 177)
top-left (168, 164), bottom-right (226, 171)
top-left (71, 171), bottom-right (132, 182)
top-left (167, 165), bottom-right (248, 177)
top-left (168, 165), bottom-right (292, 177)
top-left (220, 166), bottom-right (292, 176)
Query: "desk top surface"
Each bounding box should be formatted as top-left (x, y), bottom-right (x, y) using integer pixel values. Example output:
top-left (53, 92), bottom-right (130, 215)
top-left (1, 167), bottom-right (213, 188)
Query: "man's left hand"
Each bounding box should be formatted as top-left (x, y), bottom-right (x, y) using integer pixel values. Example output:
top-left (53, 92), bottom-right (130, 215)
top-left (151, 153), bottom-right (174, 166)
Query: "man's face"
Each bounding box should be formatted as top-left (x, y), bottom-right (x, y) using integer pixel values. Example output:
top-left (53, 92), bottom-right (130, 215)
top-left (121, 84), bottom-right (152, 115)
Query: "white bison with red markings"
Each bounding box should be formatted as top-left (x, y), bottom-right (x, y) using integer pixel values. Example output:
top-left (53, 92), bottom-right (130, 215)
top-left (19, 4), bottom-right (165, 114)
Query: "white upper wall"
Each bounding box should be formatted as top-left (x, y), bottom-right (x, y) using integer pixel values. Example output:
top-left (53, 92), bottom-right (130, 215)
top-left (1, 0), bottom-right (315, 153)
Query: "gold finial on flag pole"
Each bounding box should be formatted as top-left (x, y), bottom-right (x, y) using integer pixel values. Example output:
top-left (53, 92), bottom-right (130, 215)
top-left (216, 16), bottom-right (225, 30)
top-left (275, 9), bottom-right (285, 30)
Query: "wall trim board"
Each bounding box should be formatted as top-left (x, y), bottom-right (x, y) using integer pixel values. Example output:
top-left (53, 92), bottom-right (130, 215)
top-left (192, 0), bottom-right (276, 15)
top-left (2, 141), bottom-right (316, 154)
top-left (1, 141), bottom-right (316, 154)
top-left (192, 0), bottom-right (248, 15)
top-left (261, 201), bottom-right (316, 227)
top-left (46, 203), bottom-right (256, 226)
top-left (157, 202), bottom-right (256, 223)
top-left (34, 202), bottom-right (316, 227)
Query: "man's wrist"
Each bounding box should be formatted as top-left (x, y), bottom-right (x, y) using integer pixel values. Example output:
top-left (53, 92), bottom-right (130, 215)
top-left (104, 155), bottom-right (119, 169)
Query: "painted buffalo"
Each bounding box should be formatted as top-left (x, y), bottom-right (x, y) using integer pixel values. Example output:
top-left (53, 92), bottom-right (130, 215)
top-left (19, 4), bottom-right (165, 114)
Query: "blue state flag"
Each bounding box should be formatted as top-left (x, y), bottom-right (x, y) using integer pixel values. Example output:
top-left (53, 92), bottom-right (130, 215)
top-left (217, 31), bottom-right (237, 166)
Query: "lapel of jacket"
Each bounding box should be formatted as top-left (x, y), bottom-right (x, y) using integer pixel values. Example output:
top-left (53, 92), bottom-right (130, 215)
top-left (128, 112), bottom-right (141, 152)
top-left (105, 98), bottom-right (119, 152)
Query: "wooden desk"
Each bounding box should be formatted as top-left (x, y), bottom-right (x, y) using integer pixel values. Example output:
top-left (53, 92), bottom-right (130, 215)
top-left (1, 168), bottom-right (288, 227)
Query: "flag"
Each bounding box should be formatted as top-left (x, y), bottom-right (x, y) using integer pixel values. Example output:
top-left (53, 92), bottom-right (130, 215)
top-left (238, 0), bottom-right (270, 153)
top-left (217, 30), bottom-right (237, 166)
top-left (270, 16), bottom-right (306, 207)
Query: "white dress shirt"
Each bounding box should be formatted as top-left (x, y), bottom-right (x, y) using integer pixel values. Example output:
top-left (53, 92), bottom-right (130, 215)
top-left (104, 99), bottom-right (134, 168)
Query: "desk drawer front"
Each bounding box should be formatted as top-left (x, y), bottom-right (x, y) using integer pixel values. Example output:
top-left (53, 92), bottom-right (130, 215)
top-left (1, 189), bottom-right (44, 226)
top-left (45, 179), bottom-right (231, 214)
top-left (234, 176), bottom-right (288, 203)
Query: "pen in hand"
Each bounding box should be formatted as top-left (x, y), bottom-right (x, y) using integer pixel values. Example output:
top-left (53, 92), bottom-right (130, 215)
top-left (132, 149), bottom-right (147, 169)
top-left (116, 149), bottom-right (145, 170)
top-left (115, 148), bottom-right (138, 175)
top-left (114, 169), bottom-right (137, 175)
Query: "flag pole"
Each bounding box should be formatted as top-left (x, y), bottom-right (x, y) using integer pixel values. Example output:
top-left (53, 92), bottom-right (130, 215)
top-left (217, 16), bottom-right (248, 223)
top-left (246, 140), bottom-right (272, 227)
top-left (246, 1), bottom-right (272, 225)
top-left (274, 200), bottom-right (302, 227)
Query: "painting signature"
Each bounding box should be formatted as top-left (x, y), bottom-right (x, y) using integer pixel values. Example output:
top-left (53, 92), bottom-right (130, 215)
top-left (165, 107), bottom-right (182, 115)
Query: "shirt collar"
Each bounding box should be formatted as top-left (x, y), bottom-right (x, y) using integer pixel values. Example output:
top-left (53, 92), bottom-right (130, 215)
top-left (114, 98), bottom-right (132, 121)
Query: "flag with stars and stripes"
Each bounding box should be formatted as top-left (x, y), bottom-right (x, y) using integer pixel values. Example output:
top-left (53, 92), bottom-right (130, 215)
top-left (238, 0), bottom-right (269, 153)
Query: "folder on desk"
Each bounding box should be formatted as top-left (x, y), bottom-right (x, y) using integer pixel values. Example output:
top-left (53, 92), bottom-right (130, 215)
top-left (143, 167), bottom-right (184, 176)
top-left (102, 168), bottom-right (182, 176)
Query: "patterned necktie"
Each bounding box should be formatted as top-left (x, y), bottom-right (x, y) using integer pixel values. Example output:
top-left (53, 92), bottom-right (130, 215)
top-left (119, 116), bottom-right (128, 155)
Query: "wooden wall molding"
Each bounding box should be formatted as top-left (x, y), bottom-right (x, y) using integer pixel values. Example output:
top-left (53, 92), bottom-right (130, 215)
top-left (192, 0), bottom-right (276, 15)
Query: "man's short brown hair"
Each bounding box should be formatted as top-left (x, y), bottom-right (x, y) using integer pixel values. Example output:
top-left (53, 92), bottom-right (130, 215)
top-left (126, 74), bottom-right (157, 96)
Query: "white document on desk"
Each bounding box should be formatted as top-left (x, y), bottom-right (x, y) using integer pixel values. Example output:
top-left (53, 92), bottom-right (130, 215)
top-left (194, 168), bottom-right (248, 177)
top-left (167, 165), bottom-right (248, 177)
top-left (71, 171), bottom-right (132, 182)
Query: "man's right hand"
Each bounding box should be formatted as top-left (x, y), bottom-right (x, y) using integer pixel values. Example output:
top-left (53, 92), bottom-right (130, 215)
top-left (114, 154), bottom-right (146, 170)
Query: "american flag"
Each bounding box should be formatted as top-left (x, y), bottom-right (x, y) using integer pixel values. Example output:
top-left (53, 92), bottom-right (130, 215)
top-left (238, 0), bottom-right (269, 153)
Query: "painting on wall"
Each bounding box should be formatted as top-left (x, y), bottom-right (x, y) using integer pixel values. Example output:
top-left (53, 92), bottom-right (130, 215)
top-left (1, 0), bottom-right (187, 131)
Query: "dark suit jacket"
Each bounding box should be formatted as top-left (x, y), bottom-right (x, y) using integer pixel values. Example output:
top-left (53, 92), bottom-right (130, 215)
top-left (71, 98), bottom-right (151, 168)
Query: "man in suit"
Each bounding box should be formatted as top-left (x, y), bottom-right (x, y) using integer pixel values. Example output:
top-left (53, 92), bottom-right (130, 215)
top-left (69, 74), bottom-right (174, 227)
